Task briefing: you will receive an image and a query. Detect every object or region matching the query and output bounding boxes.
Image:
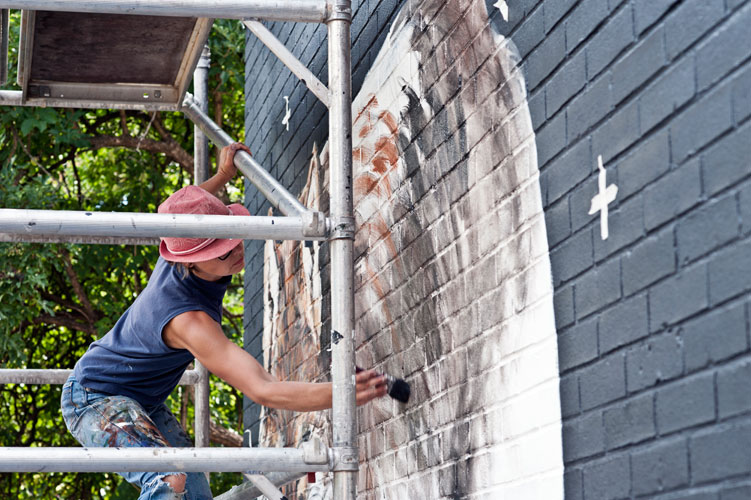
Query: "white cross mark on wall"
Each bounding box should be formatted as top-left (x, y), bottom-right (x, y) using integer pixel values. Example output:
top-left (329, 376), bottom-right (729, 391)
top-left (282, 95), bottom-right (291, 131)
top-left (493, 0), bottom-right (509, 21)
top-left (588, 155), bottom-right (618, 240)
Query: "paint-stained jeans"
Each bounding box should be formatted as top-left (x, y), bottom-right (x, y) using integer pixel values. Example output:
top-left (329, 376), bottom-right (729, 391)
top-left (61, 376), bottom-right (212, 500)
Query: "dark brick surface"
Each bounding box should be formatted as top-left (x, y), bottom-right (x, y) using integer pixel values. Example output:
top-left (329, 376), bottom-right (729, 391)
top-left (643, 157), bottom-right (703, 231)
top-left (626, 332), bottom-right (683, 392)
top-left (558, 317), bottom-right (599, 372)
top-left (546, 50), bottom-right (587, 116)
top-left (695, 3), bottom-right (751, 91)
top-left (593, 195), bottom-right (644, 261)
top-left (574, 257), bottom-right (621, 319)
top-left (733, 64), bottom-right (751, 124)
top-left (702, 122), bottom-right (751, 197)
top-left (592, 99), bottom-right (640, 163)
top-left (610, 26), bottom-right (666, 105)
top-left (563, 410), bottom-right (604, 461)
top-left (664, 0), bottom-right (725, 60)
top-left (621, 227), bottom-right (675, 296)
top-left (648, 263), bottom-right (707, 331)
top-left (631, 438), bottom-right (689, 496)
top-left (742, 184), bottom-right (751, 235)
top-left (579, 352), bottom-right (626, 410)
top-left (598, 293), bottom-right (649, 353)
top-left (585, 5), bottom-right (633, 79)
top-left (682, 301), bottom-right (748, 372)
top-left (581, 454), bottom-right (631, 500)
top-left (722, 486), bottom-right (751, 500)
top-left (708, 237), bottom-right (751, 305)
top-left (615, 129), bottom-right (670, 200)
top-left (717, 359), bottom-right (751, 419)
top-left (602, 391), bottom-right (655, 449)
top-left (546, 137), bottom-right (592, 203)
top-left (676, 194), bottom-right (739, 265)
top-left (565, 0), bottom-right (610, 54)
top-left (671, 82), bottom-right (734, 164)
top-left (633, 0), bottom-right (680, 35)
top-left (655, 373), bottom-right (716, 434)
top-left (639, 56), bottom-right (696, 133)
top-left (690, 421), bottom-right (751, 483)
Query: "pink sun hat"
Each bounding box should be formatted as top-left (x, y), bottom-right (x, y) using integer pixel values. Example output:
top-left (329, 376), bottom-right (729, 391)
top-left (157, 185), bottom-right (250, 263)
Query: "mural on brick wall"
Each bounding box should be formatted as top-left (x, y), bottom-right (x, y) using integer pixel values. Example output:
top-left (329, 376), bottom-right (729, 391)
top-left (261, 0), bottom-right (564, 497)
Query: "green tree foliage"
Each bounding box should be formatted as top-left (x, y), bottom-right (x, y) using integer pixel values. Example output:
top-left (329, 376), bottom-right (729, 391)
top-left (0, 13), bottom-right (248, 498)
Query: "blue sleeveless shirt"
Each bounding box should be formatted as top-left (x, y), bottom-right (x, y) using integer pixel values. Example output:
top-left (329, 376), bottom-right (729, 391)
top-left (74, 257), bottom-right (229, 411)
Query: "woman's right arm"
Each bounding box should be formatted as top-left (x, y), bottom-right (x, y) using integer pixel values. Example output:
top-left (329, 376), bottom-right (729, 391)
top-left (163, 310), bottom-right (387, 411)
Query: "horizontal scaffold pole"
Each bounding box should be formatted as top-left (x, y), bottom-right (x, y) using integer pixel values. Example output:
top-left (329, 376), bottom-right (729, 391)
top-left (181, 93), bottom-right (309, 218)
top-left (0, 232), bottom-right (160, 245)
top-left (0, 446), bottom-right (331, 473)
top-left (0, 209), bottom-right (329, 241)
top-left (0, 368), bottom-right (200, 385)
top-left (0, 0), bottom-right (329, 23)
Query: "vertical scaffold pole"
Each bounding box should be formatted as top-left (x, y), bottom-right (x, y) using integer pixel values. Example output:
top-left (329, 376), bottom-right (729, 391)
top-left (327, 2), bottom-right (357, 499)
top-left (193, 44), bottom-right (211, 460)
top-left (194, 44), bottom-right (211, 183)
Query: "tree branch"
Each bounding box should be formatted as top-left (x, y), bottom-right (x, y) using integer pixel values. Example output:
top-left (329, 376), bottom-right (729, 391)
top-left (59, 248), bottom-right (97, 325)
top-left (40, 291), bottom-right (88, 319)
top-left (86, 134), bottom-right (194, 175)
top-left (209, 419), bottom-right (243, 447)
top-left (150, 113), bottom-right (196, 176)
top-left (119, 110), bottom-right (129, 136)
top-left (35, 313), bottom-right (97, 335)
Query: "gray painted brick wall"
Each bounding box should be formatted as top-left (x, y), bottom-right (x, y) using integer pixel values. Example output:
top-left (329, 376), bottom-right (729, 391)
top-left (531, 0), bottom-right (751, 498)
top-left (243, 0), bottom-right (751, 497)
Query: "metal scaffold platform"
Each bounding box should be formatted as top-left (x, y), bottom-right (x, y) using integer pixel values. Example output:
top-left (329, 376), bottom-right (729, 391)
top-left (0, 1), bottom-right (358, 498)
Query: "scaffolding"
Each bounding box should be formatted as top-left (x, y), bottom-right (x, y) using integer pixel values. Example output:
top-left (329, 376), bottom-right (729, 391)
top-left (0, 1), bottom-right (357, 498)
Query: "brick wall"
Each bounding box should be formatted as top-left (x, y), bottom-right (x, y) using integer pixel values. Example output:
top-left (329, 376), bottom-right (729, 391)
top-left (243, 0), bottom-right (751, 498)
top-left (520, 0), bottom-right (751, 498)
top-left (242, 0), bottom-right (405, 448)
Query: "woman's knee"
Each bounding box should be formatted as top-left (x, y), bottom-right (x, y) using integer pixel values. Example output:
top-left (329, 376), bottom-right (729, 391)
top-left (163, 473), bottom-right (186, 493)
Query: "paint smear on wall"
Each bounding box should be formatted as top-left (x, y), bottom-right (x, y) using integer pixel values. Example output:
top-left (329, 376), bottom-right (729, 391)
top-left (260, 0), bottom-right (563, 498)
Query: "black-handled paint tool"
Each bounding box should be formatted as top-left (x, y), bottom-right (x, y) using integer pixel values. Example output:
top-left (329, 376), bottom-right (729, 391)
top-left (356, 366), bottom-right (411, 403)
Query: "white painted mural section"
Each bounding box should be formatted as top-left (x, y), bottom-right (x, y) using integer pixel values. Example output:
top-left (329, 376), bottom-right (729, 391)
top-left (260, 1), bottom-right (563, 498)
